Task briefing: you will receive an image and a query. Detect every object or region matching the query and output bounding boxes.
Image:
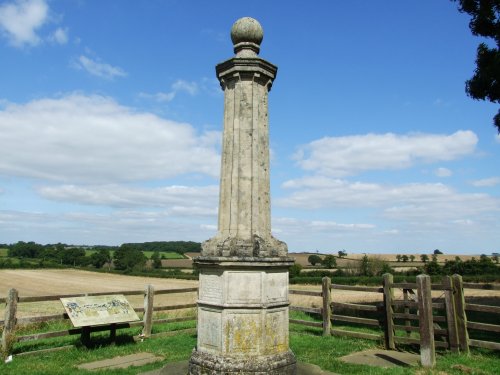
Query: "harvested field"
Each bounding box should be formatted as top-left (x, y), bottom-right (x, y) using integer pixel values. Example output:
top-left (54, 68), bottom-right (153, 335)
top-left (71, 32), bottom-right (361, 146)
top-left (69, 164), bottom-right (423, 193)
top-left (1, 269), bottom-right (499, 319)
top-left (0, 269), bottom-right (198, 318)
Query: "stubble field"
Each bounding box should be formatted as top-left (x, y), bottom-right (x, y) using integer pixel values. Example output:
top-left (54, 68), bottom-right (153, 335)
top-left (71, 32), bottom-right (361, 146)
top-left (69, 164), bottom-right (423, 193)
top-left (1, 269), bottom-right (499, 320)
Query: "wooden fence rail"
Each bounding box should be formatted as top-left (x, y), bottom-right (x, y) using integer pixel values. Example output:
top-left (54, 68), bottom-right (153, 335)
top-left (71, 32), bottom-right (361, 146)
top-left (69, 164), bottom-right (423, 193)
top-left (1, 285), bottom-right (198, 356)
top-left (2, 274), bottom-right (500, 363)
top-left (289, 274), bottom-right (500, 368)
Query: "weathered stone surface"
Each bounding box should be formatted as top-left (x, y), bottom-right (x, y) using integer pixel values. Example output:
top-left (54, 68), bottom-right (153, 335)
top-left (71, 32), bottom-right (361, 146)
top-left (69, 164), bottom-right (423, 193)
top-left (200, 16), bottom-right (285, 259)
top-left (194, 258), bottom-right (292, 359)
top-left (77, 352), bottom-right (163, 371)
top-left (188, 17), bottom-right (296, 374)
top-left (188, 350), bottom-right (297, 375)
top-left (144, 361), bottom-right (339, 375)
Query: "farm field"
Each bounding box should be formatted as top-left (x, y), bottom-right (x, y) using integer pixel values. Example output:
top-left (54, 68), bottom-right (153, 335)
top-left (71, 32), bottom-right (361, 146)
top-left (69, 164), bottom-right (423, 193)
top-left (0, 269), bottom-right (198, 318)
top-left (1, 269), bottom-right (499, 319)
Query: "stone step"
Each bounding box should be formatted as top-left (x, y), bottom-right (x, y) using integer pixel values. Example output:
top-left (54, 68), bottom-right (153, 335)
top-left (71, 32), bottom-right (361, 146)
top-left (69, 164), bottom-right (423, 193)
top-left (77, 352), bottom-right (164, 371)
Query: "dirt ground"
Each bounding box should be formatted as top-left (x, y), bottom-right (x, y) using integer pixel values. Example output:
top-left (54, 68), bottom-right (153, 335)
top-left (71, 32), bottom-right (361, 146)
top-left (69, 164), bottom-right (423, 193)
top-left (1, 269), bottom-right (498, 319)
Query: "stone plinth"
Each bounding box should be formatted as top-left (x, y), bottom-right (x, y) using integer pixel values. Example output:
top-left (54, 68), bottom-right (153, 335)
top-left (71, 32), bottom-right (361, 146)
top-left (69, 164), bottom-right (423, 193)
top-left (188, 257), bottom-right (296, 374)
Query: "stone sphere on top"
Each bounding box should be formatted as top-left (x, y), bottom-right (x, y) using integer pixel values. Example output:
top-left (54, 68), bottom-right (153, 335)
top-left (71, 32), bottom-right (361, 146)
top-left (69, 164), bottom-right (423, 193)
top-left (231, 17), bottom-right (263, 45)
top-left (230, 17), bottom-right (263, 57)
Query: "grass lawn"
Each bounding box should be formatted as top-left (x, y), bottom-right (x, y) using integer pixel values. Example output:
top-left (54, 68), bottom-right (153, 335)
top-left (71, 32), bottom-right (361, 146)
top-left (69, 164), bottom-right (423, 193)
top-left (1, 312), bottom-right (499, 374)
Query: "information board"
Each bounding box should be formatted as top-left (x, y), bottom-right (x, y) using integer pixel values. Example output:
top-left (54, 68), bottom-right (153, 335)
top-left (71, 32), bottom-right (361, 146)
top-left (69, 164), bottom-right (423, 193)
top-left (60, 294), bottom-right (140, 328)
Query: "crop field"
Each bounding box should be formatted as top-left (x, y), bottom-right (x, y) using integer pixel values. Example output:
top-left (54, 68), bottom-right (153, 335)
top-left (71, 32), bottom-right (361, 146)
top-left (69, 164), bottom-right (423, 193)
top-left (1, 269), bottom-right (499, 320)
top-left (0, 269), bottom-right (198, 318)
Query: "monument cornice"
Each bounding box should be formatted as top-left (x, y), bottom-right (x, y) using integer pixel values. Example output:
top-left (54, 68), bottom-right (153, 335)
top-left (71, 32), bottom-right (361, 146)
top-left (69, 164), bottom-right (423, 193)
top-left (194, 256), bottom-right (295, 268)
top-left (216, 57), bottom-right (277, 89)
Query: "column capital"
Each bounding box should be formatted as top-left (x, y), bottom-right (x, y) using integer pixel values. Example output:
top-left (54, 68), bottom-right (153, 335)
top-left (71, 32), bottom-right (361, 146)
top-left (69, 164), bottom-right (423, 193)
top-left (216, 57), bottom-right (277, 90)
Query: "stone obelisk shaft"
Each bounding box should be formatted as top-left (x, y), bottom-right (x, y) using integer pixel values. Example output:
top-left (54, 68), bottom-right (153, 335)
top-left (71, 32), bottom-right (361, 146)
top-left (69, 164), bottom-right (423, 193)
top-left (202, 57), bottom-right (287, 258)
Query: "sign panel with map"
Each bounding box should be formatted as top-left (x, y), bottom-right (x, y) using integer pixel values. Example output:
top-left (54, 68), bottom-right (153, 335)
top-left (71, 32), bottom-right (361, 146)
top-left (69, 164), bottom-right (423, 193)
top-left (60, 294), bottom-right (140, 327)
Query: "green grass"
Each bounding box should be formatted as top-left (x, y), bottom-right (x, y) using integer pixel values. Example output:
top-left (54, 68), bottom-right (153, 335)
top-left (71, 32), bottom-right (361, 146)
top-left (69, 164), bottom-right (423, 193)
top-left (2, 314), bottom-right (500, 375)
top-left (0, 248), bottom-right (8, 257)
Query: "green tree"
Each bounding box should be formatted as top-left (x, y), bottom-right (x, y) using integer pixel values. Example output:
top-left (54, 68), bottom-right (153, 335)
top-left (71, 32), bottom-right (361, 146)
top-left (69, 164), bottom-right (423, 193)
top-left (360, 254), bottom-right (370, 276)
top-left (396, 254), bottom-right (402, 262)
top-left (308, 254), bottom-right (322, 266)
top-left (337, 250), bottom-right (347, 258)
top-left (420, 254), bottom-right (429, 263)
top-left (425, 259), bottom-right (442, 275)
top-left (433, 249), bottom-right (443, 255)
top-left (289, 263), bottom-right (302, 278)
top-left (151, 251), bottom-right (162, 269)
top-left (113, 247), bottom-right (147, 271)
top-left (452, 0), bottom-right (500, 131)
top-left (60, 247), bottom-right (86, 266)
top-left (401, 254), bottom-right (409, 263)
top-left (90, 249), bottom-right (111, 269)
top-left (321, 255), bottom-right (337, 269)
top-left (8, 241), bottom-right (44, 258)
top-left (409, 255), bottom-right (415, 262)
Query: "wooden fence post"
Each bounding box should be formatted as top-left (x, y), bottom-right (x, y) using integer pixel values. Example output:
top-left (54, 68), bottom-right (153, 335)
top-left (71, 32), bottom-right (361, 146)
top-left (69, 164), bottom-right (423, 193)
top-left (452, 274), bottom-right (469, 354)
top-left (142, 284), bottom-right (154, 338)
top-left (403, 288), bottom-right (411, 337)
top-left (383, 273), bottom-right (395, 350)
top-left (417, 274), bottom-right (435, 368)
top-left (322, 277), bottom-right (332, 336)
top-left (1, 288), bottom-right (18, 357)
top-left (443, 276), bottom-right (459, 352)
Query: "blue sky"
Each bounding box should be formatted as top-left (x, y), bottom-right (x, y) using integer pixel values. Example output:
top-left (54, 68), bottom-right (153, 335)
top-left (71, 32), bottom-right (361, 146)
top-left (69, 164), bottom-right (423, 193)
top-left (0, 0), bottom-right (499, 254)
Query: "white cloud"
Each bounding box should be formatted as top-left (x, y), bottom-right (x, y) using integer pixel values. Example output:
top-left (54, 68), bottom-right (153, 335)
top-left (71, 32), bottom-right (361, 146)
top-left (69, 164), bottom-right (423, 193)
top-left (0, 94), bottom-right (221, 183)
top-left (141, 79), bottom-right (199, 103)
top-left (75, 55), bottom-right (127, 79)
top-left (310, 221), bottom-right (375, 230)
top-left (0, 209), bottom-right (216, 245)
top-left (434, 167), bottom-right (452, 177)
top-left (49, 27), bottom-right (68, 45)
top-left (294, 131), bottom-right (478, 177)
top-left (279, 176), bottom-right (500, 223)
top-left (471, 177), bottom-right (500, 187)
top-left (0, 0), bottom-right (48, 47)
top-left (37, 184), bottom-right (218, 213)
top-left (172, 80), bottom-right (198, 95)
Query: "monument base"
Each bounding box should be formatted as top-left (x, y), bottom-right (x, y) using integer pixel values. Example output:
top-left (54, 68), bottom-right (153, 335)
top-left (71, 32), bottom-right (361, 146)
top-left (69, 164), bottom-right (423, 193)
top-left (189, 256), bottom-right (296, 375)
top-left (188, 350), bottom-right (297, 374)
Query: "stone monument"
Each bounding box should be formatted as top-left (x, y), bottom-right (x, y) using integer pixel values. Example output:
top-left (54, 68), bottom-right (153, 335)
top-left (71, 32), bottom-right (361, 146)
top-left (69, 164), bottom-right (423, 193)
top-left (188, 17), bottom-right (297, 375)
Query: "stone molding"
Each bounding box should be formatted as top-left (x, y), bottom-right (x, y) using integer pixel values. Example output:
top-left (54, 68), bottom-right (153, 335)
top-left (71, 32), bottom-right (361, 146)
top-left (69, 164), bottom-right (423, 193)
top-left (216, 57), bottom-right (277, 91)
top-left (188, 349), bottom-right (297, 375)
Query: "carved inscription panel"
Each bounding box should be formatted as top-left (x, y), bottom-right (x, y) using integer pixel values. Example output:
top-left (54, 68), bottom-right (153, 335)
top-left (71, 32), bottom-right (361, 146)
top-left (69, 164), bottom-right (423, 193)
top-left (264, 309), bottom-right (288, 354)
top-left (199, 272), bottom-right (223, 304)
top-left (225, 311), bottom-right (261, 354)
top-left (264, 272), bottom-right (288, 303)
top-left (226, 271), bottom-right (262, 304)
top-left (198, 308), bottom-right (222, 352)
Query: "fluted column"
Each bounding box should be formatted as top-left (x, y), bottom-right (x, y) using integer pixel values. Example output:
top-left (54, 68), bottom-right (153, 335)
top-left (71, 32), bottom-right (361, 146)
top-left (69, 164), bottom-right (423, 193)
top-left (202, 24), bottom-right (287, 258)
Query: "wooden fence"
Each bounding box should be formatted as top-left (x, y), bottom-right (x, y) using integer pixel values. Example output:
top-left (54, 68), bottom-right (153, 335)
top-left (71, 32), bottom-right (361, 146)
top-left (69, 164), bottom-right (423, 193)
top-left (289, 274), bottom-right (500, 368)
top-left (0, 285), bottom-right (198, 356)
top-left (2, 274), bottom-right (499, 364)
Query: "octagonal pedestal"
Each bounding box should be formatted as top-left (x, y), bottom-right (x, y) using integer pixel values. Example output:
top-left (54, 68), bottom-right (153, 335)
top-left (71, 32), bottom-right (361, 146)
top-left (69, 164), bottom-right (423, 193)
top-left (188, 257), bottom-right (297, 375)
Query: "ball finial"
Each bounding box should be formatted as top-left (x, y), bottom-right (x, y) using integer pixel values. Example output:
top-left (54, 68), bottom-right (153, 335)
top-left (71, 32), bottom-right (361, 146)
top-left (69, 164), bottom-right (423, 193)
top-left (230, 17), bottom-right (263, 57)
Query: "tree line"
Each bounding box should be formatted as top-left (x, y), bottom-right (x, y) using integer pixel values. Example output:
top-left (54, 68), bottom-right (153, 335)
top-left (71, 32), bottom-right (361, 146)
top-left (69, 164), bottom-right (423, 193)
top-left (1, 241), bottom-right (201, 271)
